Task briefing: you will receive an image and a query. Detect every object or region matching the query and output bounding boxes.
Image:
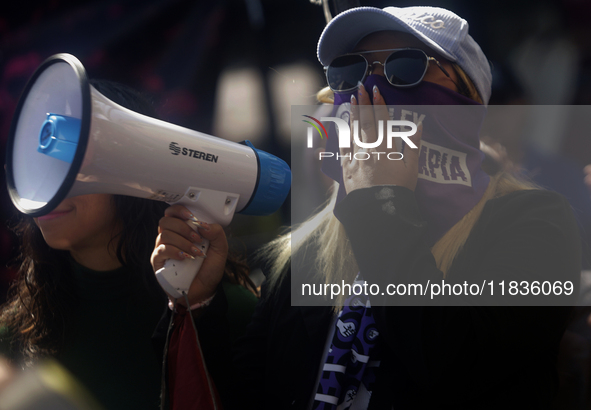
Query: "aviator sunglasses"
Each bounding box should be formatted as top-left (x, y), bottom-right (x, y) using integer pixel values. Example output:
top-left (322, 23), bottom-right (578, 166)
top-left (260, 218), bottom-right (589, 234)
top-left (325, 48), bottom-right (458, 93)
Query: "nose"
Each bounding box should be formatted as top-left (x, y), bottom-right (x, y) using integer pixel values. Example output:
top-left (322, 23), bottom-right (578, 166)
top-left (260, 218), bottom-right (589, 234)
top-left (368, 61), bottom-right (385, 77)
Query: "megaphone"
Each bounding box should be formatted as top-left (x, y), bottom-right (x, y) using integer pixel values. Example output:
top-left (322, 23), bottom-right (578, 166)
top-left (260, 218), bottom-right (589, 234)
top-left (5, 53), bottom-right (291, 299)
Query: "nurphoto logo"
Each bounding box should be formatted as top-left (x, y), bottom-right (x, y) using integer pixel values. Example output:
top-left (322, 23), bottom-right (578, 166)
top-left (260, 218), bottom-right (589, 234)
top-left (303, 115), bottom-right (418, 161)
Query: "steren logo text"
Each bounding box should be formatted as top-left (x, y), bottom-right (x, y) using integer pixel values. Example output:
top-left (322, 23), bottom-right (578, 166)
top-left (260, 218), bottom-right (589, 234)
top-left (169, 142), bottom-right (219, 163)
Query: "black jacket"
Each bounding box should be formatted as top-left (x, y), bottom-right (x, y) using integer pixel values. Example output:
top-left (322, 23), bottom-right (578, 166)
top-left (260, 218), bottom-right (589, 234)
top-left (232, 186), bottom-right (580, 409)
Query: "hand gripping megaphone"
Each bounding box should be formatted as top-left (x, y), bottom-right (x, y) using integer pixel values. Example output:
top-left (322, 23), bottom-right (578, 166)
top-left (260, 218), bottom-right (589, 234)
top-left (5, 53), bottom-right (291, 299)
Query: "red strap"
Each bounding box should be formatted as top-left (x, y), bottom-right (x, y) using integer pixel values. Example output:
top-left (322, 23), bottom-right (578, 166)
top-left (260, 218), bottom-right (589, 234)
top-left (168, 305), bottom-right (222, 410)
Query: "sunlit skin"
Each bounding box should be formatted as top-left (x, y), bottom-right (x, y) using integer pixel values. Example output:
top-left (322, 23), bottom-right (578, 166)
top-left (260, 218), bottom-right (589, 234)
top-left (341, 31), bottom-right (460, 194)
top-left (151, 204), bottom-right (228, 307)
top-left (34, 194), bottom-right (123, 271)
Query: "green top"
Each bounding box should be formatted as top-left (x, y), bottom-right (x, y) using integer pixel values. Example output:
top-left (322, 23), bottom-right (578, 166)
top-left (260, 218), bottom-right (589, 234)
top-left (0, 260), bottom-right (259, 410)
top-left (57, 260), bottom-right (165, 410)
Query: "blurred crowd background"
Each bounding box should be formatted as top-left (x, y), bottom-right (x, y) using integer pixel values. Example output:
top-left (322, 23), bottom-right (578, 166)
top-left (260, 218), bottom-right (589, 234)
top-left (1, 0), bottom-right (591, 407)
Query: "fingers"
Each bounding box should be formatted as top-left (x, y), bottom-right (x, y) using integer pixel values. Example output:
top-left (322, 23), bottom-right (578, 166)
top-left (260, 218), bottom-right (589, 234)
top-left (371, 85), bottom-right (389, 128)
top-left (158, 210), bottom-right (205, 255)
top-left (151, 221), bottom-right (223, 268)
top-left (197, 222), bottom-right (228, 257)
top-left (352, 84), bottom-right (390, 146)
top-left (340, 94), bottom-right (356, 163)
top-left (151, 204), bottom-right (229, 307)
top-left (151, 205), bottom-right (210, 272)
top-left (186, 222), bottom-right (228, 307)
top-left (151, 243), bottom-right (180, 274)
top-left (338, 83), bottom-right (424, 193)
top-left (357, 83), bottom-right (379, 145)
top-left (151, 226), bottom-right (206, 273)
top-left (156, 227), bottom-right (205, 259)
top-left (163, 204), bottom-right (208, 230)
top-left (160, 210), bottom-right (204, 239)
top-left (344, 83), bottom-right (389, 165)
top-left (156, 205), bottom-right (228, 257)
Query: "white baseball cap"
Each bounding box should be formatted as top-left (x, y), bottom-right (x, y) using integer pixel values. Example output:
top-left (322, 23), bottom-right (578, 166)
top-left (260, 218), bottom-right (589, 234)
top-left (317, 6), bottom-right (492, 104)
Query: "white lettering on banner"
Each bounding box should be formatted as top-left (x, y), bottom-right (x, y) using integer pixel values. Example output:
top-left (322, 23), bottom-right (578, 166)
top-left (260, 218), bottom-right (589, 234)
top-left (417, 140), bottom-right (471, 186)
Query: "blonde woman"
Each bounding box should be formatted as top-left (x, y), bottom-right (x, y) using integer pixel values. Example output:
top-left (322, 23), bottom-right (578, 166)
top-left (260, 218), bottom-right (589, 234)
top-left (235, 6), bottom-right (581, 410)
top-left (155, 5), bottom-right (581, 410)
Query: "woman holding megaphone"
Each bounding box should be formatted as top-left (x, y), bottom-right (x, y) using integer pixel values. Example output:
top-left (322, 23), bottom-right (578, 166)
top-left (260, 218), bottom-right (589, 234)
top-left (0, 80), bottom-right (258, 410)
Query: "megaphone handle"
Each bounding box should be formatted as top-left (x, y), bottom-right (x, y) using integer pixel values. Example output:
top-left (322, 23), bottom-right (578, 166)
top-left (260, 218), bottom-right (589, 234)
top-left (155, 216), bottom-right (211, 300)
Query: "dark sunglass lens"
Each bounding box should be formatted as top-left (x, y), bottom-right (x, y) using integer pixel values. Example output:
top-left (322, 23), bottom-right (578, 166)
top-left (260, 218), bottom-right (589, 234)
top-left (327, 55), bottom-right (367, 91)
top-left (385, 50), bottom-right (428, 86)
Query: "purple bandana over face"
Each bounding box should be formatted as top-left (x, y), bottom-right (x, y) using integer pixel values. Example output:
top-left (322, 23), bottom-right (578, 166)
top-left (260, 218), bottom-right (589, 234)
top-left (322, 75), bottom-right (490, 246)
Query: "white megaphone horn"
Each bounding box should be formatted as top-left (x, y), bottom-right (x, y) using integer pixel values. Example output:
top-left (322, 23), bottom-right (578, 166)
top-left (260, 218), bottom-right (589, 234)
top-left (5, 53), bottom-right (291, 299)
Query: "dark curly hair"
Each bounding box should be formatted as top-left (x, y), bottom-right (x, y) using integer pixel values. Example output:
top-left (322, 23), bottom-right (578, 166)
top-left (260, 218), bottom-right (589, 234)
top-left (1, 79), bottom-right (255, 363)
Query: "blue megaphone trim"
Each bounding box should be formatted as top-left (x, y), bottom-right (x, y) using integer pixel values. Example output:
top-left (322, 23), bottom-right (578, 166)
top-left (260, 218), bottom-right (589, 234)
top-left (37, 113), bottom-right (81, 164)
top-left (239, 140), bottom-right (291, 216)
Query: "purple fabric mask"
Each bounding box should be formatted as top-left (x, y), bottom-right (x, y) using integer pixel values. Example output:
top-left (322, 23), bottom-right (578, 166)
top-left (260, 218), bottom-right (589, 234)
top-left (322, 75), bottom-right (490, 246)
